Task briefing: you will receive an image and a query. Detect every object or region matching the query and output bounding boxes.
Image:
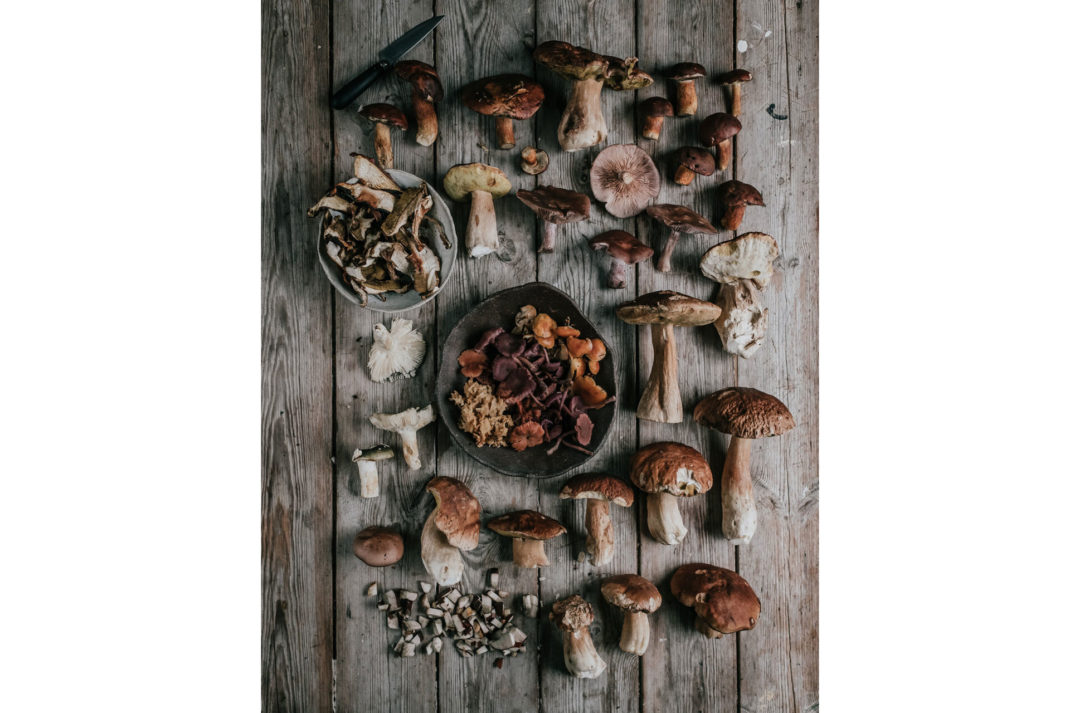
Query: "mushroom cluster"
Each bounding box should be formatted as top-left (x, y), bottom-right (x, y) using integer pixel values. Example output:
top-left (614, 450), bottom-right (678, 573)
top-left (700, 232), bottom-right (779, 358)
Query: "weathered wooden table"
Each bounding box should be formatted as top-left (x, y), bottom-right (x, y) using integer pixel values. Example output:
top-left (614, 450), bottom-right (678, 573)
top-left (263, 0), bottom-right (817, 710)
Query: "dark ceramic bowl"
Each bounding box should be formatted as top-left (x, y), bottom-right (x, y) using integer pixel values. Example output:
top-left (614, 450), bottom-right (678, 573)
top-left (436, 282), bottom-right (618, 478)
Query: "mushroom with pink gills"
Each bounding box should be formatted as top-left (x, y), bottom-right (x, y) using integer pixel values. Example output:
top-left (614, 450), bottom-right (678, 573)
top-left (395, 60), bottom-right (443, 147)
top-left (588, 230), bottom-right (654, 289)
top-left (352, 525), bottom-right (405, 567)
top-left (671, 563), bottom-right (760, 639)
top-left (713, 68), bottom-right (752, 117)
top-left (693, 387), bottom-right (795, 546)
top-left (459, 74), bottom-right (545, 150)
top-left (715, 180), bottom-right (764, 231)
top-left (699, 112), bottom-right (742, 171)
top-left (516, 186), bottom-right (590, 253)
top-left (600, 574), bottom-right (661, 655)
top-left (357, 103), bottom-right (408, 169)
top-left (519, 146), bottom-right (549, 175)
top-left (443, 163), bottom-right (512, 258)
top-left (638, 97), bottom-right (674, 140)
top-left (645, 203), bottom-right (718, 273)
top-left (559, 472), bottom-right (635, 566)
top-left (665, 62), bottom-right (707, 116)
top-left (672, 147), bottom-right (716, 186)
top-left (550, 595), bottom-right (607, 678)
top-left (487, 510), bottom-right (566, 568)
top-left (700, 232), bottom-right (779, 358)
top-left (420, 476), bottom-right (481, 585)
top-left (616, 291), bottom-right (721, 423)
top-left (590, 144), bottom-right (661, 218)
top-left (630, 441), bottom-right (713, 545)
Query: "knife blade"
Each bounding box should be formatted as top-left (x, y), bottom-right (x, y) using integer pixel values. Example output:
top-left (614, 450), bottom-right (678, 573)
top-left (330, 15), bottom-right (445, 110)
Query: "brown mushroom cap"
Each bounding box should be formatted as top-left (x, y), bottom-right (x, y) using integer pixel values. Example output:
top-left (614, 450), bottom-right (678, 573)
top-left (487, 510), bottom-right (566, 541)
top-left (551, 594), bottom-right (595, 631)
top-left (358, 103), bottom-right (408, 129)
top-left (645, 204), bottom-right (717, 235)
top-left (460, 74), bottom-right (546, 120)
top-left (699, 113), bottom-right (742, 146)
top-left (667, 62), bottom-right (708, 81)
top-left (590, 144), bottom-right (661, 218)
top-left (717, 180), bottom-right (765, 208)
top-left (588, 231), bottom-right (654, 265)
top-left (629, 441), bottom-right (714, 496)
top-left (442, 163), bottom-right (512, 201)
top-left (676, 147), bottom-right (716, 176)
top-left (560, 473), bottom-right (635, 507)
top-left (395, 60), bottom-right (443, 101)
top-left (670, 563), bottom-right (761, 634)
top-left (533, 41), bottom-right (608, 81)
top-left (601, 574), bottom-right (662, 613)
top-left (699, 232), bottom-right (779, 287)
top-left (516, 186), bottom-right (591, 225)
top-left (604, 56), bottom-right (655, 91)
top-left (713, 69), bottom-right (753, 85)
top-left (693, 387), bottom-right (795, 439)
top-left (520, 146), bottom-right (549, 175)
top-left (616, 290), bottom-right (720, 326)
top-left (639, 97), bottom-right (674, 120)
top-left (427, 476), bottom-right (481, 551)
top-left (352, 526), bottom-right (404, 566)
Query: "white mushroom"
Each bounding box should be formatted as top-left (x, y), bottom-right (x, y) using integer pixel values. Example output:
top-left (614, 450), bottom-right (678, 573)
top-left (369, 405), bottom-right (435, 469)
top-left (699, 232), bottom-right (779, 288)
top-left (367, 319), bottom-right (426, 383)
top-left (351, 444), bottom-right (394, 498)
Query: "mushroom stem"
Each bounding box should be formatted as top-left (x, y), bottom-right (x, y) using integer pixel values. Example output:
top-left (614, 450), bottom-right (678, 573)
top-left (730, 84), bottom-right (743, 117)
top-left (561, 627), bottom-right (607, 678)
top-left (645, 491), bottom-right (687, 545)
top-left (620, 611), bottom-right (651, 655)
top-left (607, 257), bottom-right (629, 289)
top-left (584, 499), bottom-right (614, 566)
top-left (512, 538), bottom-right (549, 568)
top-left (640, 114), bottom-right (666, 140)
top-left (721, 204), bottom-right (746, 231)
top-left (398, 429), bottom-right (422, 469)
top-left (716, 138), bottom-right (733, 171)
top-left (372, 122), bottom-right (393, 169)
top-left (356, 460), bottom-right (380, 498)
top-left (558, 76), bottom-right (607, 152)
top-left (412, 93), bottom-right (438, 146)
top-left (421, 515), bottom-right (465, 585)
top-left (495, 116), bottom-right (516, 149)
top-left (676, 80), bottom-right (698, 116)
top-left (673, 164), bottom-right (696, 185)
top-left (465, 189), bottom-right (500, 257)
top-left (637, 323), bottom-right (682, 423)
top-left (537, 221), bottom-right (558, 253)
top-left (721, 436), bottom-right (757, 545)
top-left (656, 230), bottom-right (681, 272)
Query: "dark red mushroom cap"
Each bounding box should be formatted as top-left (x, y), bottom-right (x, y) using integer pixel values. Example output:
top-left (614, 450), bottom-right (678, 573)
top-left (588, 231), bottom-right (654, 265)
top-left (713, 69), bottom-right (753, 85)
top-left (639, 96), bottom-right (675, 119)
top-left (676, 147), bottom-right (716, 176)
top-left (699, 113), bottom-right (742, 146)
top-left (666, 62), bottom-right (707, 81)
top-left (717, 180), bottom-right (765, 207)
top-left (395, 60), bottom-right (443, 102)
top-left (533, 41), bottom-right (608, 81)
top-left (516, 186), bottom-right (591, 225)
top-left (645, 204), bottom-right (717, 235)
top-left (358, 103), bottom-right (408, 129)
top-left (460, 74), bottom-right (546, 120)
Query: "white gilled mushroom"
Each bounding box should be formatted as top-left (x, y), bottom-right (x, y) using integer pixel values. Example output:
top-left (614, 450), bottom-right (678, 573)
top-left (369, 405), bottom-right (435, 470)
top-left (442, 163), bottom-right (512, 258)
top-left (421, 477), bottom-right (481, 586)
top-left (550, 595), bottom-right (606, 678)
top-left (351, 444), bottom-right (394, 498)
top-left (600, 574), bottom-right (662, 655)
top-left (367, 319), bottom-right (426, 382)
top-left (559, 473), bottom-right (634, 566)
top-left (629, 442), bottom-right (714, 546)
top-left (590, 144), bottom-right (661, 218)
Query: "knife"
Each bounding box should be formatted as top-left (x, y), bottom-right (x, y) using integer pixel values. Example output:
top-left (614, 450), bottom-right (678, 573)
top-left (330, 15), bottom-right (445, 110)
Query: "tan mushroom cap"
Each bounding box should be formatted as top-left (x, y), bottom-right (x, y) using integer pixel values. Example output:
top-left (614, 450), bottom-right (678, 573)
top-left (629, 441), bottom-right (714, 496)
top-left (713, 69), bottom-right (753, 85)
top-left (395, 60), bottom-right (443, 101)
top-left (699, 232), bottom-right (779, 288)
top-left (560, 473), bottom-right (635, 507)
top-left (533, 40), bottom-right (608, 81)
top-left (588, 231), bottom-right (654, 265)
top-left (601, 574), bottom-right (662, 613)
top-left (693, 387), bottom-right (795, 439)
top-left (442, 163), bottom-right (512, 201)
top-left (645, 204), bottom-right (718, 235)
top-left (699, 113), bottom-right (743, 146)
top-left (667, 62), bottom-right (708, 81)
top-left (639, 97), bottom-right (675, 118)
top-left (487, 510), bottom-right (566, 541)
top-left (676, 147), bottom-right (716, 176)
top-left (460, 74), bottom-right (546, 120)
top-left (427, 476), bottom-right (481, 551)
top-left (358, 103), bottom-right (409, 129)
top-left (604, 56), bottom-right (654, 91)
top-left (520, 146), bottom-right (549, 175)
top-left (671, 563), bottom-right (761, 635)
top-left (550, 594), bottom-right (595, 631)
top-left (616, 290), bottom-right (721, 327)
top-left (717, 180), bottom-right (765, 208)
top-left (516, 186), bottom-right (591, 225)
top-left (590, 144), bottom-right (661, 218)
top-left (352, 526), bottom-right (404, 566)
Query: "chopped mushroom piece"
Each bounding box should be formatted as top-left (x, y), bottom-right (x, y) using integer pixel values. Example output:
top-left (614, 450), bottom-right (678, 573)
top-left (351, 444), bottom-right (394, 498)
top-left (715, 180), bottom-right (765, 231)
top-left (460, 74), bottom-right (545, 149)
top-left (671, 563), bottom-right (761, 638)
top-left (645, 204), bottom-right (718, 273)
top-left (600, 574), bottom-right (661, 655)
top-left (673, 147), bottom-right (716, 186)
top-left (699, 113), bottom-right (742, 171)
top-left (560, 473), bottom-right (635, 566)
top-left (630, 442), bottom-right (713, 545)
top-left (713, 280), bottom-right (768, 358)
top-left (358, 103), bottom-right (408, 169)
top-left (369, 405), bottom-right (435, 470)
top-left (666, 62), bottom-right (707, 116)
top-left (588, 231), bottom-right (654, 289)
top-left (638, 97), bottom-right (675, 140)
top-left (713, 69), bottom-right (753, 117)
top-left (487, 510), bottom-right (565, 568)
top-left (367, 318), bottom-right (426, 382)
top-left (533, 41), bottom-right (610, 151)
top-left (516, 186), bottom-right (591, 253)
top-left (519, 146), bottom-right (549, 175)
top-left (421, 477), bottom-right (481, 586)
top-left (550, 595), bottom-right (606, 678)
top-left (395, 60), bottom-right (443, 147)
top-left (353, 526), bottom-right (404, 566)
top-left (351, 153), bottom-right (402, 192)
top-left (443, 163), bottom-right (512, 258)
top-left (590, 144), bottom-right (661, 218)
top-left (699, 232), bottom-right (779, 288)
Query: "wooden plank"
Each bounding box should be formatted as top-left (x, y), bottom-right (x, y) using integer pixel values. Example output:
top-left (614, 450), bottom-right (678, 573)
top-left (262, 0), bottom-right (334, 709)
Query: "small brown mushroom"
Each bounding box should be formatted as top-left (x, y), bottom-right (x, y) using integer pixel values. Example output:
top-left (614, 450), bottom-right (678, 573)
top-left (630, 442), bottom-right (713, 545)
top-left (533, 41), bottom-right (611, 151)
top-left (420, 477), bottom-right (481, 585)
top-left (600, 574), bottom-right (661, 655)
top-left (699, 113), bottom-right (742, 171)
top-left (714, 69), bottom-right (753, 117)
top-left (639, 97), bottom-right (675, 140)
top-left (673, 147), bottom-right (716, 186)
top-left (666, 62), bottom-right (707, 116)
top-left (520, 146), bottom-right (549, 175)
top-left (671, 563), bottom-right (760, 639)
top-left (395, 60), bottom-right (443, 147)
top-left (550, 595), bottom-right (606, 678)
top-left (353, 526), bottom-right (404, 566)
top-left (559, 473), bottom-right (635, 566)
top-left (460, 74), bottom-right (545, 150)
top-left (358, 103), bottom-right (408, 169)
top-left (443, 163), bottom-right (512, 258)
top-left (716, 180), bottom-right (765, 231)
top-left (590, 144), bottom-right (661, 218)
top-left (487, 510), bottom-right (565, 568)
top-left (516, 186), bottom-right (590, 253)
top-left (645, 204), bottom-right (718, 273)
top-left (588, 231), bottom-right (654, 289)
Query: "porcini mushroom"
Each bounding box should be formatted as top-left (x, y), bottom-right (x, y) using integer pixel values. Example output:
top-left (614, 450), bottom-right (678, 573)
top-left (533, 41), bottom-right (610, 151)
top-left (369, 404), bottom-right (435, 470)
top-left (367, 318), bottom-right (426, 382)
top-left (716, 180), bottom-right (764, 231)
top-left (699, 232), bottom-right (779, 288)
top-left (590, 144), bottom-right (661, 218)
top-left (516, 186), bottom-right (591, 253)
top-left (550, 595), bottom-right (607, 678)
top-left (395, 60), bottom-right (443, 147)
top-left (694, 388), bottom-right (795, 545)
top-left (712, 280), bottom-right (768, 358)
top-left (487, 510), bottom-right (565, 568)
top-left (673, 147), bottom-right (716, 186)
top-left (671, 563), bottom-right (761, 638)
top-left (352, 525), bottom-right (404, 566)
top-left (600, 574), bottom-right (661, 655)
top-left (443, 163), bottom-right (512, 257)
top-left (630, 442), bottom-right (713, 545)
top-left (666, 62), bottom-right (707, 116)
top-left (616, 291), bottom-right (720, 423)
top-left (351, 444), bottom-right (394, 498)
top-left (460, 74), bottom-right (546, 150)
top-left (520, 146), bottom-right (549, 175)
top-left (714, 69), bottom-right (752, 117)
top-left (420, 476), bottom-right (481, 586)
top-left (638, 97), bottom-right (674, 140)
top-left (699, 113), bottom-right (742, 171)
top-left (559, 473), bottom-right (635, 566)
top-left (645, 204), bottom-right (718, 273)
top-left (358, 103), bottom-right (408, 169)
top-left (588, 230), bottom-right (654, 289)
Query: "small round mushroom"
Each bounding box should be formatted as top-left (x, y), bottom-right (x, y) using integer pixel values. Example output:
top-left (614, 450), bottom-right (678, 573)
top-left (357, 103), bottom-right (408, 169)
top-left (671, 563), bottom-right (761, 639)
top-left (395, 60), bottom-right (443, 147)
top-left (616, 291), bottom-right (721, 423)
top-left (699, 113), bottom-right (742, 171)
top-left (352, 525), bottom-right (404, 566)
top-left (369, 404), bottom-right (435, 470)
top-left (559, 473), bottom-right (635, 566)
top-left (550, 595), bottom-right (607, 678)
top-left (600, 574), bottom-right (661, 655)
top-left (716, 180), bottom-right (765, 231)
top-left (588, 230), bottom-right (654, 289)
top-left (460, 74), bottom-right (546, 150)
top-left (442, 163), bottom-right (512, 258)
top-left (645, 204), bottom-right (718, 273)
top-left (590, 144), bottom-right (661, 218)
top-left (699, 232), bottom-right (780, 288)
top-left (487, 510), bottom-right (566, 568)
top-left (694, 388), bottom-right (795, 545)
top-left (714, 69), bottom-right (753, 117)
top-left (673, 147), bottom-right (716, 186)
top-left (420, 476), bottom-right (481, 585)
top-left (520, 146), bottom-right (549, 175)
top-left (351, 444), bottom-right (394, 498)
top-left (630, 442), bottom-right (713, 545)
top-left (516, 186), bottom-right (591, 253)
top-left (666, 62), bottom-right (707, 116)
top-left (534, 41), bottom-right (611, 151)
top-left (638, 97), bottom-right (674, 140)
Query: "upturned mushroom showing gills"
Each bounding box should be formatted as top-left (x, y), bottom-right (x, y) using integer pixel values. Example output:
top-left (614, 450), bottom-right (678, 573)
top-left (638, 97), bottom-right (674, 140)
top-left (460, 74), bottom-right (545, 149)
top-left (671, 563), bottom-right (761, 639)
top-left (714, 69), bottom-right (753, 117)
top-left (713, 280), bottom-right (768, 358)
top-left (590, 144), bottom-right (661, 218)
top-left (395, 60), bottom-right (443, 147)
top-left (421, 477), bottom-right (481, 586)
top-left (616, 291), bottom-right (720, 423)
top-left (516, 186), bottom-right (590, 253)
top-left (600, 574), bottom-right (662, 655)
top-left (666, 62), bottom-right (707, 116)
top-left (533, 41), bottom-right (610, 151)
top-left (645, 204), bottom-right (718, 273)
top-left (694, 388), bottom-right (795, 545)
top-left (357, 103), bottom-right (408, 169)
top-left (588, 231), bottom-right (654, 289)
top-left (673, 147), bottom-right (716, 186)
top-left (550, 595), bottom-right (607, 678)
top-left (700, 113), bottom-right (742, 171)
top-left (443, 163), bottom-right (512, 258)
top-left (351, 444), bottom-right (394, 498)
top-left (353, 525), bottom-right (404, 567)
top-left (716, 180), bottom-right (765, 231)
top-left (369, 404), bottom-right (435, 470)
top-left (487, 510), bottom-right (565, 568)
top-left (559, 473), bottom-right (635, 566)
top-left (630, 442), bottom-right (713, 545)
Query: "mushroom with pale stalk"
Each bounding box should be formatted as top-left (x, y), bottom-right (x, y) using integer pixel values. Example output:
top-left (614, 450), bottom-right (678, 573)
top-left (693, 388), bottom-right (795, 545)
top-left (671, 563), bottom-right (761, 639)
top-left (395, 60), bottom-right (443, 147)
top-left (516, 186), bottom-right (590, 253)
top-left (588, 230), bottom-right (654, 289)
top-left (630, 442), bottom-right (713, 545)
top-left (487, 510), bottom-right (565, 568)
top-left (645, 204), bottom-right (718, 273)
top-left (712, 280), bottom-right (768, 358)
top-left (420, 476), bottom-right (481, 585)
top-left (638, 97), bottom-right (674, 140)
top-left (460, 74), bottom-right (545, 150)
top-left (559, 473), bottom-right (634, 566)
top-left (351, 444), bottom-right (394, 498)
top-left (358, 103), bottom-right (408, 169)
top-left (699, 113), bottom-right (742, 171)
top-left (600, 574), bottom-right (661, 655)
top-left (520, 146), bottom-right (549, 175)
top-left (550, 595), bottom-right (606, 678)
top-left (367, 318), bottom-right (425, 382)
top-left (714, 69), bottom-right (752, 117)
top-left (369, 404), bottom-right (435, 470)
top-left (715, 180), bottom-right (764, 231)
top-left (672, 147), bottom-right (716, 186)
top-left (666, 62), bottom-right (707, 116)
top-left (352, 525), bottom-right (404, 566)
top-left (533, 41), bottom-right (610, 151)
top-left (590, 144), bottom-right (661, 218)
top-left (443, 163), bottom-right (512, 258)
top-left (699, 231), bottom-right (779, 288)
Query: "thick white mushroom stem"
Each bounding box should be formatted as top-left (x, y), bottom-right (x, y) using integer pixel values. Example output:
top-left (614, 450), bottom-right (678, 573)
top-left (512, 538), bottom-right (549, 568)
top-left (656, 231), bottom-right (681, 272)
top-left (562, 627), bottom-right (607, 678)
top-left (495, 116), bottom-right (516, 150)
top-left (373, 123), bottom-right (393, 169)
top-left (584, 499), bottom-right (614, 566)
top-left (421, 515), bottom-right (465, 586)
top-left (398, 429), bottom-right (422, 470)
top-left (620, 611), bottom-right (651, 655)
top-left (466, 189), bottom-right (500, 257)
top-left (676, 81), bottom-right (698, 116)
top-left (558, 77), bottom-right (607, 151)
top-left (722, 436), bottom-right (757, 545)
top-left (716, 138), bottom-right (733, 171)
top-left (673, 164), bottom-right (696, 185)
top-left (537, 221), bottom-right (558, 253)
top-left (636, 324), bottom-right (682, 423)
top-left (356, 460), bottom-right (379, 498)
top-left (412, 94), bottom-right (438, 147)
top-left (646, 491), bottom-right (687, 545)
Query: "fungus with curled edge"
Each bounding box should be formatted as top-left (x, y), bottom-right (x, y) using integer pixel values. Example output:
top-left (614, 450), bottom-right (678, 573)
top-left (629, 442), bottom-right (713, 545)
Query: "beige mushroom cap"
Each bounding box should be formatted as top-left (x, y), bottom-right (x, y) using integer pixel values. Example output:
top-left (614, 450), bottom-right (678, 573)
top-left (590, 144), bottom-right (661, 218)
top-left (699, 232), bottom-right (779, 288)
top-left (670, 563), bottom-right (761, 635)
top-left (616, 290), bottom-right (721, 326)
top-left (629, 441), bottom-right (714, 496)
top-left (693, 387), bottom-right (795, 439)
top-left (550, 594), bottom-right (595, 632)
top-left (560, 473), bottom-right (635, 507)
top-left (487, 510), bottom-right (566, 541)
top-left (426, 476), bottom-right (481, 551)
top-left (352, 526), bottom-right (404, 566)
top-left (443, 163), bottom-right (512, 201)
top-left (601, 574), bottom-right (662, 613)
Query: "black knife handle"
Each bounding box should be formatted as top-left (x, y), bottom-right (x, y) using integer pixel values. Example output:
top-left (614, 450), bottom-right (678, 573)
top-left (331, 61), bottom-right (391, 110)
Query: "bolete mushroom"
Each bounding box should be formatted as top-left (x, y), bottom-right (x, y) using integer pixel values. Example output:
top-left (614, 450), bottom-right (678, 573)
top-left (516, 186), bottom-right (591, 253)
top-left (699, 232), bottom-right (779, 288)
top-left (638, 97), bottom-right (674, 140)
top-left (533, 41), bottom-right (610, 151)
top-left (588, 230), bottom-right (654, 289)
top-left (487, 510), bottom-right (565, 568)
top-left (351, 444), bottom-right (394, 498)
top-left (699, 113), bottom-right (742, 171)
top-left (693, 388), bottom-right (795, 545)
top-left (630, 441), bottom-right (713, 545)
top-left (559, 473), bottom-right (635, 566)
top-left (590, 144), bottom-right (660, 218)
top-left (716, 180), bottom-right (764, 231)
top-left (616, 291), bottom-right (721, 423)
top-left (714, 69), bottom-right (752, 117)
top-left (369, 404), bottom-right (435, 470)
top-left (352, 525), bottom-right (404, 566)
top-left (670, 563), bottom-right (761, 639)
top-left (666, 62), bottom-right (707, 116)
top-left (713, 280), bottom-right (768, 358)
top-left (550, 595), bottom-right (606, 678)
top-left (395, 60), bottom-right (443, 147)
top-left (421, 476), bottom-right (481, 586)
top-left (645, 204), bottom-right (718, 273)
top-left (358, 103), bottom-right (408, 169)
top-left (600, 574), bottom-right (661, 655)
top-left (460, 74), bottom-right (545, 150)
top-left (443, 163), bottom-right (512, 258)
top-left (673, 147), bottom-right (716, 186)
top-left (520, 146), bottom-right (549, 175)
